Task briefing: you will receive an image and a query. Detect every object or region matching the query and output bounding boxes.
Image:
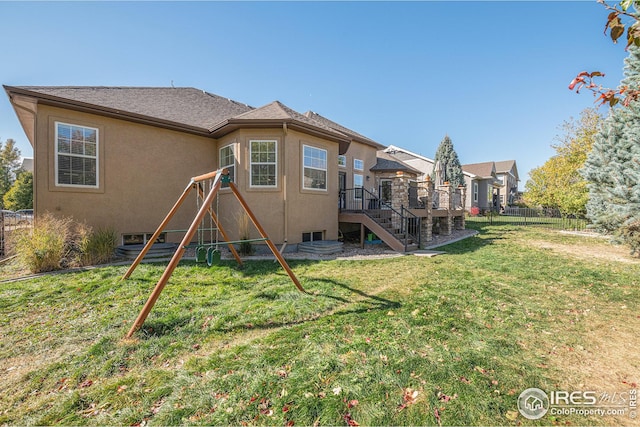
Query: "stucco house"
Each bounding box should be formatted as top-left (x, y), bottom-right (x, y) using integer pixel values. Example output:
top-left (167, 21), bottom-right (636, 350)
top-left (5, 85), bottom-right (471, 252)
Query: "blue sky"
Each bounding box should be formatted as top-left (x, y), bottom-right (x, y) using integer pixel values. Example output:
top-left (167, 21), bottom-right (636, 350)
top-left (0, 1), bottom-right (630, 187)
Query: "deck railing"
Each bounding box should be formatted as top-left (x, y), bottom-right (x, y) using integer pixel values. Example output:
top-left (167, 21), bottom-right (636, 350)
top-left (408, 182), bottom-right (464, 210)
top-left (340, 188), bottom-right (421, 250)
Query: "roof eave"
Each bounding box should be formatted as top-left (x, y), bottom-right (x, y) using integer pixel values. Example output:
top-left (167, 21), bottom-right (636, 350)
top-left (211, 118), bottom-right (352, 154)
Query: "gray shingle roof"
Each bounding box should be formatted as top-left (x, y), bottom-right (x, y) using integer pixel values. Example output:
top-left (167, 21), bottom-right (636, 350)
top-left (462, 161), bottom-right (496, 178)
top-left (7, 86), bottom-right (254, 131)
top-left (371, 151), bottom-right (421, 174)
top-left (5, 86), bottom-right (384, 151)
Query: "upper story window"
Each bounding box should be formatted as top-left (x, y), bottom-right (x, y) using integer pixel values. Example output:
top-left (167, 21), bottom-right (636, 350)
top-left (250, 140), bottom-right (277, 187)
top-left (354, 158), bottom-right (364, 171)
top-left (338, 155), bottom-right (346, 167)
top-left (303, 145), bottom-right (327, 190)
top-left (55, 122), bottom-right (98, 188)
top-left (219, 144), bottom-right (235, 188)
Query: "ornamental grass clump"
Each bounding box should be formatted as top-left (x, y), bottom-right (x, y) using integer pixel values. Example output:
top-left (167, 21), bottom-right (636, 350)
top-left (76, 225), bottom-right (118, 266)
top-left (13, 213), bottom-right (72, 273)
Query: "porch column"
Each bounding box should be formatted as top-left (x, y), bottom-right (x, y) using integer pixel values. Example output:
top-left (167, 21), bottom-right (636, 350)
top-left (445, 183), bottom-right (453, 236)
top-left (458, 185), bottom-right (466, 230)
top-left (420, 176), bottom-right (433, 244)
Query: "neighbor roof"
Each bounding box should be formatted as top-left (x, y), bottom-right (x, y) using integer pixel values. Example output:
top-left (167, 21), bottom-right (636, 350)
top-left (370, 151), bottom-right (422, 174)
top-left (462, 161), bottom-right (496, 179)
top-left (494, 160), bottom-right (519, 180)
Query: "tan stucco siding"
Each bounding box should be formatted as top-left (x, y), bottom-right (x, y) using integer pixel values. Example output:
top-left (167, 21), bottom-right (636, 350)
top-left (342, 140), bottom-right (378, 193)
top-left (34, 105), bottom-right (216, 243)
top-left (215, 129), bottom-right (339, 245)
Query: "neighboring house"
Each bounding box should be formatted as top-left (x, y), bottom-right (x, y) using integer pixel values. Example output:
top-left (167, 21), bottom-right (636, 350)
top-left (462, 160), bottom-right (520, 211)
top-left (494, 160), bottom-right (520, 206)
top-left (462, 161), bottom-right (501, 211)
top-left (21, 157), bottom-right (33, 173)
top-left (382, 144), bottom-right (435, 182)
top-left (4, 85), bottom-right (384, 248)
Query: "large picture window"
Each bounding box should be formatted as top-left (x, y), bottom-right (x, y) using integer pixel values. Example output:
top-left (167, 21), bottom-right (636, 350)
top-left (303, 145), bottom-right (327, 190)
top-left (250, 140), bottom-right (277, 187)
top-left (219, 144), bottom-right (235, 188)
top-left (55, 122), bottom-right (98, 187)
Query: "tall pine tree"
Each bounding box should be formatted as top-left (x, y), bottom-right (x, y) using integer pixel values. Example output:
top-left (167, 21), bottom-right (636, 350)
top-left (431, 135), bottom-right (465, 187)
top-left (582, 46), bottom-right (640, 254)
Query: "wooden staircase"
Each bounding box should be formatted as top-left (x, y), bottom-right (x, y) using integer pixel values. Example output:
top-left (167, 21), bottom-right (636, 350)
top-left (339, 211), bottom-right (418, 253)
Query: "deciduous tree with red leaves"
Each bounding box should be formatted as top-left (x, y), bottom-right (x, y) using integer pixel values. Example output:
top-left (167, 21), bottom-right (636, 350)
top-left (569, 0), bottom-right (640, 106)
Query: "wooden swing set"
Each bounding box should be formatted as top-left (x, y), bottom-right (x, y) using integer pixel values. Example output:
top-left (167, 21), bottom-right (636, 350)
top-left (122, 168), bottom-right (307, 338)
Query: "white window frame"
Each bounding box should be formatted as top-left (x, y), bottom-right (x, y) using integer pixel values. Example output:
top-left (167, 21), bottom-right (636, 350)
top-left (338, 155), bottom-right (346, 168)
top-left (302, 145), bottom-right (328, 191)
top-left (249, 139), bottom-right (278, 188)
top-left (473, 182), bottom-right (478, 203)
top-left (354, 173), bottom-right (363, 199)
top-left (55, 121), bottom-right (99, 188)
top-left (354, 158), bottom-right (364, 171)
top-left (219, 143), bottom-right (236, 187)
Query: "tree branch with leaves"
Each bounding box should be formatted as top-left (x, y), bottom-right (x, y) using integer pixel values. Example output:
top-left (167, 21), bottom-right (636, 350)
top-left (569, 0), bottom-right (640, 106)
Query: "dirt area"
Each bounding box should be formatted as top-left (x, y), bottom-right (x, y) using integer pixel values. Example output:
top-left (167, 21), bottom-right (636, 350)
top-left (528, 238), bottom-right (640, 265)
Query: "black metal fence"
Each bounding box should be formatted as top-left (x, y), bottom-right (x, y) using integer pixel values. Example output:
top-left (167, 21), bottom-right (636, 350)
top-left (466, 206), bottom-right (589, 231)
top-left (0, 212), bottom-right (33, 259)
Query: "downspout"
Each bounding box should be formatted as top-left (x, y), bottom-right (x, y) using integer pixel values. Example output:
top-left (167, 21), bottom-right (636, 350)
top-left (282, 122), bottom-right (288, 247)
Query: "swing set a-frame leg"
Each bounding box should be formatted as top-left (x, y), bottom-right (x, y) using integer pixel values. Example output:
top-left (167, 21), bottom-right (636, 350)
top-left (122, 180), bottom-right (195, 280)
top-left (124, 169), bottom-right (307, 338)
top-left (126, 173), bottom-right (224, 338)
top-left (228, 182), bottom-right (308, 294)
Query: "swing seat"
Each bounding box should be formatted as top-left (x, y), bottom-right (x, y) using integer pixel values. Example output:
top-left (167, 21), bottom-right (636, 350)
top-left (195, 246), bottom-right (207, 263)
top-left (206, 247), bottom-right (221, 266)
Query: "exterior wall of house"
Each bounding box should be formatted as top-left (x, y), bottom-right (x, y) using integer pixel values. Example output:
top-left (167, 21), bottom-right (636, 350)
top-left (33, 105), bottom-right (216, 244)
top-left (215, 128), bottom-right (340, 245)
top-left (341, 140), bottom-right (379, 193)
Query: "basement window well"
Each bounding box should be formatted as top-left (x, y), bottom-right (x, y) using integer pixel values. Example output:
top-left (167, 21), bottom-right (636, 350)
top-left (302, 231), bottom-right (323, 242)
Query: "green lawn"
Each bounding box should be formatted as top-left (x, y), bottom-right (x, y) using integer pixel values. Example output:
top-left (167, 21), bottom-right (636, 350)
top-left (1, 225), bottom-right (638, 426)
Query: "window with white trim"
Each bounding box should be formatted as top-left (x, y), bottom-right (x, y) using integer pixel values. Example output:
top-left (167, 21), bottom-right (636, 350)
top-left (219, 144), bottom-right (235, 188)
top-left (354, 173), bottom-right (363, 199)
top-left (473, 182), bottom-right (478, 203)
top-left (354, 158), bottom-right (364, 171)
top-left (250, 140), bottom-right (277, 187)
top-left (303, 145), bottom-right (327, 190)
top-left (338, 155), bottom-right (346, 167)
top-left (55, 122), bottom-right (98, 187)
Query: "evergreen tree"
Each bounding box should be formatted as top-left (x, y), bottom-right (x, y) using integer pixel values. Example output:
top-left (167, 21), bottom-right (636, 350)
top-left (431, 135), bottom-right (465, 187)
top-left (582, 46), bottom-right (640, 254)
top-left (0, 138), bottom-right (21, 208)
top-left (3, 171), bottom-right (33, 211)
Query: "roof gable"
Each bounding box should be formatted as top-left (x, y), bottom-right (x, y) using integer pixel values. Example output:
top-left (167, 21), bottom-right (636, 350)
top-left (463, 161), bottom-right (496, 179)
top-left (494, 160), bottom-right (519, 180)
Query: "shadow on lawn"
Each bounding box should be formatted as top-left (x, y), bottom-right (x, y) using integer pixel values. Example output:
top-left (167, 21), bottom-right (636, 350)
top-left (139, 276), bottom-right (400, 338)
